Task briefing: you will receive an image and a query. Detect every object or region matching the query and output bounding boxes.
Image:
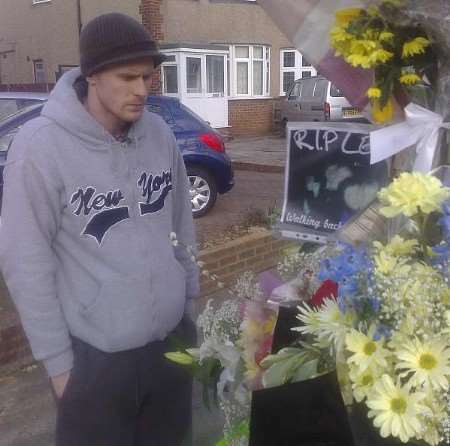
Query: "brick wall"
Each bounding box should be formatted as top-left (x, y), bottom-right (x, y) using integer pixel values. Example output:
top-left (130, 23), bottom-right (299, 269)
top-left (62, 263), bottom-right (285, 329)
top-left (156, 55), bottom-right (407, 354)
top-left (0, 229), bottom-right (294, 371)
top-left (198, 229), bottom-right (295, 296)
top-left (140, 0), bottom-right (163, 95)
top-left (228, 98), bottom-right (276, 136)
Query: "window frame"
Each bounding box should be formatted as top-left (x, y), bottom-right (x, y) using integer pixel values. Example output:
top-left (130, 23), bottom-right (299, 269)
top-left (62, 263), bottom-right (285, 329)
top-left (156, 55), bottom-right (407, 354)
top-left (279, 48), bottom-right (317, 96)
top-left (33, 59), bottom-right (45, 83)
top-left (230, 44), bottom-right (270, 99)
top-left (206, 54), bottom-right (225, 96)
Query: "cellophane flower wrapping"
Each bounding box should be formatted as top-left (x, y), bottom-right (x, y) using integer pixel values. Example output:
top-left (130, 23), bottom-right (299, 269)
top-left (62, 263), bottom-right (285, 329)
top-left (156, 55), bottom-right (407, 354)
top-left (401, 0), bottom-right (450, 119)
top-left (289, 172), bottom-right (450, 445)
top-left (191, 274), bottom-right (279, 446)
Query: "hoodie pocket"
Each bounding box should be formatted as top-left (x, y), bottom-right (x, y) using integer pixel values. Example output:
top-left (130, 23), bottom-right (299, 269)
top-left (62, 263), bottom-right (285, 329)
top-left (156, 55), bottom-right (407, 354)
top-left (81, 277), bottom-right (156, 351)
top-left (151, 256), bottom-right (186, 336)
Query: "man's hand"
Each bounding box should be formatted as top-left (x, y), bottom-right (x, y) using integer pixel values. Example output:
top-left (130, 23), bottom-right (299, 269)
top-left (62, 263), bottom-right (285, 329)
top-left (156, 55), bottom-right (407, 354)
top-left (51, 370), bottom-right (71, 399)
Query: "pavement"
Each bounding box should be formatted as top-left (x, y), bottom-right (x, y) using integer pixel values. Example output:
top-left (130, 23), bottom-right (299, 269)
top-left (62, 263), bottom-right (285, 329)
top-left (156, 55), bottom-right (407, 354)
top-left (0, 134), bottom-right (287, 446)
top-left (225, 134), bottom-right (286, 172)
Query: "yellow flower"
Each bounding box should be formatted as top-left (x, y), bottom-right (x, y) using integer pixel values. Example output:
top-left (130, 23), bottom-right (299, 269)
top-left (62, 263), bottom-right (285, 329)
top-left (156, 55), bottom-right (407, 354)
top-left (400, 73), bottom-right (422, 85)
top-left (402, 37), bottom-right (431, 58)
top-left (371, 97), bottom-right (393, 123)
top-left (335, 8), bottom-right (363, 26)
top-left (369, 49), bottom-right (394, 64)
top-left (363, 29), bottom-right (379, 41)
top-left (330, 26), bottom-right (353, 56)
top-left (346, 54), bottom-right (372, 69)
top-left (373, 235), bottom-right (418, 257)
top-left (351, 39), bottom-right (377, 54)
top-left (373, 251), bottom-right (410, 276)
top-left (378, 172), bottom-right (450, 218)
top-left (164, 351), bottom-right (194, 365)
top-left (379, 31), bottom-right (394, 42)
top-left (367, 87), bottom-right (382, 99)
top-left (366, 374), bottom-right (430, 443)
top-left (396, 338), bottom-right (450, 391)
top-left (346, 327), bottom-right (390, 373)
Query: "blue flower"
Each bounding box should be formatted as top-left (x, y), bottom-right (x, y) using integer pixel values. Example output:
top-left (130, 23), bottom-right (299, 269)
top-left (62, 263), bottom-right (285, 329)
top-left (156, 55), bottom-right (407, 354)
top-left (373, 324), bottom-right (391, 341)
top-left (438, 203), bottom-right (450, 241)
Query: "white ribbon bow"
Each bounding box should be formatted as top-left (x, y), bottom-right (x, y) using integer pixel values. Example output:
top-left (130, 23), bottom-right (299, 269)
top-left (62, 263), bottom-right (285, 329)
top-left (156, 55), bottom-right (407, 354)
top-left (370, 103), bottom-right (450, 172)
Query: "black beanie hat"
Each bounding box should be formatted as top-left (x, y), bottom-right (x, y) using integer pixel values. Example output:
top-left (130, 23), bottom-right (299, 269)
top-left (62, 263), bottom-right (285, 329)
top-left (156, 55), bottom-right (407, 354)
top-left (79, 13), bottom-right (167, 76)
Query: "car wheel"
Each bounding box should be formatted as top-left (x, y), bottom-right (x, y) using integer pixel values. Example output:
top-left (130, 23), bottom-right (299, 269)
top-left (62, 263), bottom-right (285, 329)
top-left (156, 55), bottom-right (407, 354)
top-left (186, 166), bottom-right (217, 218)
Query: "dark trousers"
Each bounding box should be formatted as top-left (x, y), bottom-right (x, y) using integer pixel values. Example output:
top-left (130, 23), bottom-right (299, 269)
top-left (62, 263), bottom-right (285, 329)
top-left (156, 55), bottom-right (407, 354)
top-left (55, 317), bottom-right (196, 446)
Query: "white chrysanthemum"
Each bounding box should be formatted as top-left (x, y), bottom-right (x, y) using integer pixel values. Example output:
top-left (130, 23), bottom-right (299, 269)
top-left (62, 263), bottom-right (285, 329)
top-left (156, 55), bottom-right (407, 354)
top-left (348, 363), bottom-right (383, 402)
top-left (346, 327), bottom-right (390, 373)
top-left (417, 395), bottom-right (447, 446)
top-left (367, 374), bottom-right (430, 443)
top-left (294, 298), bottom-right (353, 352)
top-left (396, 338), bottom-right (450, 391)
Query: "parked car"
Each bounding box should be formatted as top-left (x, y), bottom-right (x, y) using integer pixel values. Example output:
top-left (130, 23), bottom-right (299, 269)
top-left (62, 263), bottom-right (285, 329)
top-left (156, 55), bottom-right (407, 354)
top-left (0, 92), bottom-right (234, 217)
top-left (275, 76), bottom-right (368, 130)
top-left (0, 91), bottom-right (48, 120)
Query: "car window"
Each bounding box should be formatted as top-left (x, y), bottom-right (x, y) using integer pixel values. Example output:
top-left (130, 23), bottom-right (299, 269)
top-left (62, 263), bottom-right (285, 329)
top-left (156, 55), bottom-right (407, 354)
top-left (298, 78), bottom-right (316, 100)
top-left (0, 125), bottom-right (21, 152)
top-left (288, 82), bottom-right (302, 100)
top-left (147, 102), bottom-right (173, 124)
top-left (0, 98), bottom-right (42, 120)
top-left (330, 83), bottom-right (344, 97)
top-left (313, 79), bottom-right (328, 98)
top-left (171, 103), bottom-right (206, 131)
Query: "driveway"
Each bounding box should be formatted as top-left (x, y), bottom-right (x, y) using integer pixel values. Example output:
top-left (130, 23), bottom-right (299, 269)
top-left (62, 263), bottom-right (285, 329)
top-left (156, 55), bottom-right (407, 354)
top-left (195, 169), bottom-right (284, 248)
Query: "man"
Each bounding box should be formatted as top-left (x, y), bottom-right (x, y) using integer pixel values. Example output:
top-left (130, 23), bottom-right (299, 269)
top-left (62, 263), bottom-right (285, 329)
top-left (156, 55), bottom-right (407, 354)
top-left (0, 13), bottom-right (199, 446)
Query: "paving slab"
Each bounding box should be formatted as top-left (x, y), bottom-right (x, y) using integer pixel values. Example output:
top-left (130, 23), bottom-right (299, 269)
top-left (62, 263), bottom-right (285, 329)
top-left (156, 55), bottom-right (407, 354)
top-left (225, 135), bottom-right (287, 172)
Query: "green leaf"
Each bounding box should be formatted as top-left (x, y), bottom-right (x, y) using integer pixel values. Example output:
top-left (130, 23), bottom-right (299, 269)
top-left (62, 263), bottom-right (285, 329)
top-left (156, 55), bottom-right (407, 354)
top-left (164, 351), bottom-right (194, 365)
top-left (291, 359), bottom-right (319, 382)
top-left (259, 347), bottom-right (304, 369)
top-left (262, 353), bottom-right (307, 388)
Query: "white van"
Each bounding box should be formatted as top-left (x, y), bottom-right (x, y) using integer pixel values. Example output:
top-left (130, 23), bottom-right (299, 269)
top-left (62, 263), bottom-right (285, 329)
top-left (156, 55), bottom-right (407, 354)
top-left (276, 76), bottom-right (367, 130)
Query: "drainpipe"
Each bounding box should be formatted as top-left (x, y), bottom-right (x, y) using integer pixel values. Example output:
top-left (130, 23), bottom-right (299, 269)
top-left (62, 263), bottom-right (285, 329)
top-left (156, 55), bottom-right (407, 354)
top-left (76, 0), bottom-right (82, 35)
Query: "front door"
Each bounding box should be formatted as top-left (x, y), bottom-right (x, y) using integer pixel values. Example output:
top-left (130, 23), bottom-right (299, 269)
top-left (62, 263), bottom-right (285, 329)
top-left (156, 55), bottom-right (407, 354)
top-left (182, 53), bottom-right (228, 128)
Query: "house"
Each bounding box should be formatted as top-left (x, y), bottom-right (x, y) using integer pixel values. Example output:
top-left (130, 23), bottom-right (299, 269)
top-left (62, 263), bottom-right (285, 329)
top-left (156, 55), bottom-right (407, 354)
top-left (0, 0), bottom-right (317, 135)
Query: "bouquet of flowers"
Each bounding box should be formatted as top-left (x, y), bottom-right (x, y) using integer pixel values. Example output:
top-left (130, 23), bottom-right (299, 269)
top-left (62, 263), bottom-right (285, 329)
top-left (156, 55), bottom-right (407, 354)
top-left (165, 244), bottom-right (338, 445)
top-left (166, 271), bottom-right (278, 446)
top-left (330, 1), bottom-right (437, 123)
top-left (263, 172), bottom-right (450, 445)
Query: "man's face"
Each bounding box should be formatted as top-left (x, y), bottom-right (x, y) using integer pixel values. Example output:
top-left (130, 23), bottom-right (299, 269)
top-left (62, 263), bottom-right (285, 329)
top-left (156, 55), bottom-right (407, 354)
top-left (87, 59), bottom-right (155, 125)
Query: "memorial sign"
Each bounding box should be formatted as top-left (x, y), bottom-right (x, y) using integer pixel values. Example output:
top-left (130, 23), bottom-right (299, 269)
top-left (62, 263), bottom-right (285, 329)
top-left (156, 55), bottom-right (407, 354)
top-left (280, 123), bottom-right (389, 243)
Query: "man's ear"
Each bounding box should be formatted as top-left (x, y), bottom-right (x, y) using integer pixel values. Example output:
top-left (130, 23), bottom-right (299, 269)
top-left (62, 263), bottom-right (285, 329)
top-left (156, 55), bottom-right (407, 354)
top-left (85, 74), bottom-right (98, 87)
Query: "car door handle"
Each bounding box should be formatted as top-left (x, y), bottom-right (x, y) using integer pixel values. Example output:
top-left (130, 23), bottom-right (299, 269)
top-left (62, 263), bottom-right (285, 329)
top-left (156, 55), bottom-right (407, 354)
top-left (296, 104), bottom-right (302, 110)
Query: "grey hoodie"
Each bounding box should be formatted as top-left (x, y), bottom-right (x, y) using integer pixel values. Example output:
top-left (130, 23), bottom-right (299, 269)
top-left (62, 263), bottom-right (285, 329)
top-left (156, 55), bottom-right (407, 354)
top-left (0, 69), bottom-right (199, 377)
